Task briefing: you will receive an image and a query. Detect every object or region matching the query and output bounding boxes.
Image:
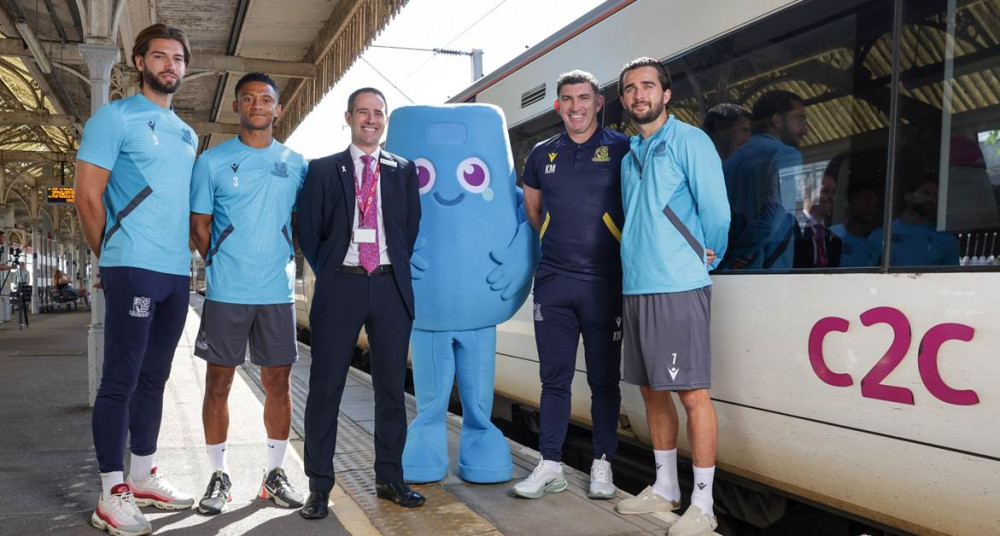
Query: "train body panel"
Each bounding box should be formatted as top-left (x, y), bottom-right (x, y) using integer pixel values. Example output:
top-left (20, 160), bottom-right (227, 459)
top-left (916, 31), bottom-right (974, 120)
top-left (461, 0), bottom-right (801, 126)
top-left (494, 272), bottom-right (1000, 534)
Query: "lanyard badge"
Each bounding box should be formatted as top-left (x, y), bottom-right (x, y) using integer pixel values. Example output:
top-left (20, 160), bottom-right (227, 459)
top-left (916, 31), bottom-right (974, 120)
top-left (353, 162), bottom-right (380, 244)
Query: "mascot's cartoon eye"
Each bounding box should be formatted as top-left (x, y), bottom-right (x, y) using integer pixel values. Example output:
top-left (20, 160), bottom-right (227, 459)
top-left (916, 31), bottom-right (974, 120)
top-left (415, 158), bottom-right (436, 195)
top-left (456, 157), bottom-right (490, 194)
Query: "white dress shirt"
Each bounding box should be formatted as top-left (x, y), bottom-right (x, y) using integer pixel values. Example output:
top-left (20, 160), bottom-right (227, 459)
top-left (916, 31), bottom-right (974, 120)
top-left (343, 144), bottom-right (391, 266)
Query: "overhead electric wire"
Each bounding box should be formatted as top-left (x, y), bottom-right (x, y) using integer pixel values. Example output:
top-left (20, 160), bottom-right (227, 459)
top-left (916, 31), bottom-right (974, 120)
top-left (398, 0), bottom-right (508, 83)
top-left (359, 57), bottom-right (414, 104)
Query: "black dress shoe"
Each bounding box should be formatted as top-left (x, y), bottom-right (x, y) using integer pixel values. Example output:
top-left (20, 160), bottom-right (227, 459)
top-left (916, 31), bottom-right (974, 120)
top-left (375, 482), bottom-right (425, 508)
top-left (299, 491), bottom-right (329, 519)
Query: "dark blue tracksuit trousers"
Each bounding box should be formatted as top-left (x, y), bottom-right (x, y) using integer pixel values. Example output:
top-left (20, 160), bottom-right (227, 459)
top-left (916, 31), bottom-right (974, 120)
top-left (92, 267), bottom-right (189, 473)
top-left (533, 269), bottom-right (622, 462)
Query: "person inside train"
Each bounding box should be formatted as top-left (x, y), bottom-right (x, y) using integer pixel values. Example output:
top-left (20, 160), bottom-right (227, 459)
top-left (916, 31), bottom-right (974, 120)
top-left (869, 174), bottom-right (960, 267)
top-left (830, 179), bottom-right (881, 267)
top-left (702, 103), bottom-right (751, 162)
top-left (721, 89), bottom-right (808, 270)
top-left (793, 159), bottom-right (842, 268)
top-left (615, 57), bottom-right (730, 536)
top-left (189, 72), bottom-right (308, 516)
top-left (512, 69), bottom-right (630, 500)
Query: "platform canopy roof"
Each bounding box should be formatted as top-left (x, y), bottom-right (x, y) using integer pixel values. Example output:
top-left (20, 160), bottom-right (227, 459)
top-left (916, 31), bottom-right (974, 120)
top-left (0, 0), bottom-right (406, 244)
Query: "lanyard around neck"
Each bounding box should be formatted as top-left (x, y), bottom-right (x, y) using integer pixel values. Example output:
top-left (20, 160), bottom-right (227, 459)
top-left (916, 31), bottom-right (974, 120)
top-left (355, 160), bottom-right (380, 218)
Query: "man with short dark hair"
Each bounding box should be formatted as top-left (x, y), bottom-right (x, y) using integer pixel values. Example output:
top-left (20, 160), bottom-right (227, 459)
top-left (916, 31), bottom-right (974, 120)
top-left (75, 23), bottom-right (198, 536)
top-left (189, 71), bottom-right (307, 515)
top-left (297, 87), bottom-right (424, 519)
top-left (512, 69), bottom-right (629, 500)
top-left (702, 103), bottom-right (751, 161)
top-left (613, 57), bottom-right (730, 536)
top-left (869, 176), bottom-right (959, 266)
top-left (832, 179), bottom-right (881, 267)
top-left (721, 89), bottom-right (808, 270)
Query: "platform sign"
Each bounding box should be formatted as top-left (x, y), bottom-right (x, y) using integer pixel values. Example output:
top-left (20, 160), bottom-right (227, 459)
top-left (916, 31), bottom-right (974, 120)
top-left (47, 187), bottom-right (75, 204)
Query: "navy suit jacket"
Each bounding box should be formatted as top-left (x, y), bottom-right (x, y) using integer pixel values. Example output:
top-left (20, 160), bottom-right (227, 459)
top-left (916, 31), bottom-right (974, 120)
top-left (297, 147), bottom-right (421, 318)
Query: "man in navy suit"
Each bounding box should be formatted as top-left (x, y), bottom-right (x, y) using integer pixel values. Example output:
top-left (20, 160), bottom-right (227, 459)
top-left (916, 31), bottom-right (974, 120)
top-left (297, 87), bottom-right (424, 519)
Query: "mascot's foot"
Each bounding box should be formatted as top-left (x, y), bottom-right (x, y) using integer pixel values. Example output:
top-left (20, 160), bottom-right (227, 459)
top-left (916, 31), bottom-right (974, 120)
top-left (403, 464), bottom-right (448, 484)
top-left (458, 425), bottom-right (513, 483)
top-left (402, 424), bottom-right (449, 484)
top-left (458, 461), bottom-right (512, 484)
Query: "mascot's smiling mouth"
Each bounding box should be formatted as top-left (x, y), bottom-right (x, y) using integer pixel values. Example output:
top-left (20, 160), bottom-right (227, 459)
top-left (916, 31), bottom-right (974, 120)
top-left (433, 192), bottom-right (465, 206)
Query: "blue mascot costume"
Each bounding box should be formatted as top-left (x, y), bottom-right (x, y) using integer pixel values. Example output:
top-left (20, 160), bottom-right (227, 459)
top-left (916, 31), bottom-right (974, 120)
top-left (386, 104), bottom-right (538, 483)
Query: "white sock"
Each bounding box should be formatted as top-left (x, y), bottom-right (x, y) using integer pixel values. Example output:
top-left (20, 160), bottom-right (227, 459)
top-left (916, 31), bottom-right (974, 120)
top-left (206, 442), bottom-right (229, 473)
top-left (651, 449), bottom-right (680, 502)
top-left (100, 471), bottom-right (124, 498)
top-left (129, 453), bottom-right (155, 480)
top-left (540, 459), bottom-right (562, 473)
top-left (265, 439), bottom-right (287, 473)
top-left (690, 465), bottom-right (715, 515)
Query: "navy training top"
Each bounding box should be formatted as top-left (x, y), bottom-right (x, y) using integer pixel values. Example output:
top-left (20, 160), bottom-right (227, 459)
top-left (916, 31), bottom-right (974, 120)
top-left (522, 127), bottom-right (629, 280)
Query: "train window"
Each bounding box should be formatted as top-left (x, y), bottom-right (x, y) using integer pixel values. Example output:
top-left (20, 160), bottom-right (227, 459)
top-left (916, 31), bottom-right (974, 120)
top-left (603, 0), bottom-right (895, 272)
top-left (884, 0), bottom-right (1000, 269)
top-left (508, 111), bottom-right (563, 184)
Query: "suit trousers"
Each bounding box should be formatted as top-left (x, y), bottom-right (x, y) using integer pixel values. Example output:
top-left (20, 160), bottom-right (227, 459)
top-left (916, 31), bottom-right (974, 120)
top-left (304, 270), bottom-right (412, 492)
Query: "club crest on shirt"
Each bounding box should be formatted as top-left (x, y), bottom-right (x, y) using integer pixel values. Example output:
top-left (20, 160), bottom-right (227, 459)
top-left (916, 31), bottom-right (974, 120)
top-left (272, 162), bottom-right (289, 177)
top-left (592, 145), bottom-right (610, 163)
top-left (547, 152), bottom-right (558, 163)
top-left (653, 141), bottom-right (667, 155)
top-left (181, 129), bottom-right (194, 147)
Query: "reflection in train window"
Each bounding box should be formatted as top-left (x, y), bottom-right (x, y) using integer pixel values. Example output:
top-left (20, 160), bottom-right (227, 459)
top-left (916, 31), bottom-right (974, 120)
top-left (884, 0), bottom-right (1000, 269)
top-left (622, 0), bottom-right (897, 272)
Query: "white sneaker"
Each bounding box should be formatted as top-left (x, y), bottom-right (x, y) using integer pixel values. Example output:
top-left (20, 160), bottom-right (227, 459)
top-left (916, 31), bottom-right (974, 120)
top-left (511, 460), bottom-right (567, 499)
top-left (668, 505), bottom-right (718, 536)
top-left (588, 455), bottom-right (616, 499)
top-left (127, 466), bottom-right (194, 510)
top-left (91, 483), bottom-right (152, 536)
top-left (615, 485), bottom-right (681, 514)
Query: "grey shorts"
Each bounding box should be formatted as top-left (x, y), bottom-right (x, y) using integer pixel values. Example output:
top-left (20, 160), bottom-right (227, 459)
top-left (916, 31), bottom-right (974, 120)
top-left (622, 286), bottom-right (712, 391)
top-left (194, 300), bottom-right (298, 367)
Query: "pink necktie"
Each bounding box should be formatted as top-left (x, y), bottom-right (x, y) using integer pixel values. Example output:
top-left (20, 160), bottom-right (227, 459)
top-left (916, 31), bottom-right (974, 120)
top-left (813, 224), bottom-right (828, 267)
top-left (359, 155), bottom-right (379, 273)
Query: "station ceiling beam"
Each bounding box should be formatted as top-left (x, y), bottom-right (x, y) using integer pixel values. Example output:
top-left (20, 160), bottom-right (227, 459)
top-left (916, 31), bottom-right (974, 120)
top-left (0, 149), bottom-right (75, 163)
top-left (0, 39), bottom-right (315, 78)
top-left (0, 110), bottom-right (239, 135)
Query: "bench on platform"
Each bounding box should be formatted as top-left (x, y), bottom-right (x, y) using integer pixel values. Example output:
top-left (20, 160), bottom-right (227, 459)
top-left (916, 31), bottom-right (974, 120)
top-left (45, 286), bottom-right (80, 311)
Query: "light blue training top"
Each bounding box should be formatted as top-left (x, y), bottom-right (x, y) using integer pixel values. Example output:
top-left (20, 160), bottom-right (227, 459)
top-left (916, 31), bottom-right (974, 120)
top-left (722, 133), bottom-right (801, 270)
top-left (868, 219), bottom-right (960, 267)
top-left (830, 223), bottom-right (878, 267)
top-left (620, 116), bottom-right (731, 295)
top-left (191, 137), bottom-right (307, 304)
top-left (77, 94), bottom-right (198, 276)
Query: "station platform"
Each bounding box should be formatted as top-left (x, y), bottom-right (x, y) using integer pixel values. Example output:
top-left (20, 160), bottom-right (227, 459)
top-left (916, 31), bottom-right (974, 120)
top-left (0, 295), bottom-right (696, 535)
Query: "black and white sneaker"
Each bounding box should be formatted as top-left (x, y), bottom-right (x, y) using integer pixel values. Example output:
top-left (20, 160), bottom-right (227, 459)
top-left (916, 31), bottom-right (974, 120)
top-left (260, 467), bottom-right (304, 508)
top-left (197, 471), bottom-right (232, 515)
